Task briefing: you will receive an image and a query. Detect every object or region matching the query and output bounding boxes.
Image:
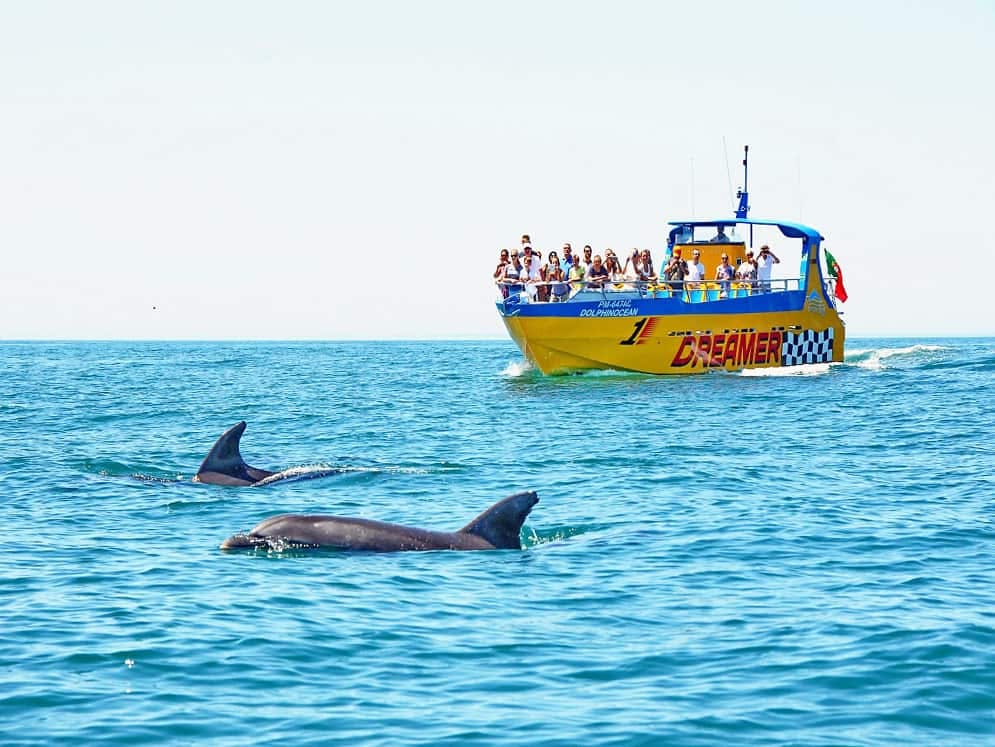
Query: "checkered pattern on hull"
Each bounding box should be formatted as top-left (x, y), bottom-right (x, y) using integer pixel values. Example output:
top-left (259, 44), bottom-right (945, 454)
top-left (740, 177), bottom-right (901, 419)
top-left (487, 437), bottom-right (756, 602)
top-left (782, 329), bottom-right (834, 366)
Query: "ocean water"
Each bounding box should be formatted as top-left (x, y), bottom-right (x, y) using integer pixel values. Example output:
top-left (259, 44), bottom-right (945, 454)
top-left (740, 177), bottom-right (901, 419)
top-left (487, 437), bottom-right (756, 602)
top-left (1, 338), bottom-right (994, 746)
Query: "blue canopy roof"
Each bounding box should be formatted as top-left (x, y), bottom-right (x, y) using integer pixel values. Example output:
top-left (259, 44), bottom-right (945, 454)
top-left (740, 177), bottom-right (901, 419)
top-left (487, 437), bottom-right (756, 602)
top-left (667, 218), bottom-right (823, 242)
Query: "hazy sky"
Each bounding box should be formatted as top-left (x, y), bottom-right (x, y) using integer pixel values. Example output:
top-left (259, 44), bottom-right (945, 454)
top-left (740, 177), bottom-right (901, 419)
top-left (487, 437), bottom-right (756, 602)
top-left (3, 1), bottom-right (993, 339)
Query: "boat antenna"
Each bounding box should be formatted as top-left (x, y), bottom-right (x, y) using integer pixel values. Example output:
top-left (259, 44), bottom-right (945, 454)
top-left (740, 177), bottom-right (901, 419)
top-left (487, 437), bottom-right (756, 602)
top-left (735, 144), bottom-right (751, 245)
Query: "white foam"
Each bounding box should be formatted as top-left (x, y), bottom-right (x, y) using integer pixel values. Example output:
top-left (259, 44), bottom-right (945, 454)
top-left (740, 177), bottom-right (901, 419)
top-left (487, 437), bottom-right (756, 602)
top-left (500, 359), bottom-right (533, 377)
top-left (739, 363), bottom-right (833, 377)
top-left (875, 344), bottom-right (945, 359)
top-left (848, 343), bottom-right (946, 371)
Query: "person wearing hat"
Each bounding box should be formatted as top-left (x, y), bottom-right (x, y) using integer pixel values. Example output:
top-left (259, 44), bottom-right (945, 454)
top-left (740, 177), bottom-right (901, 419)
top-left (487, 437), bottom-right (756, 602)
top-left (521, 244), bottom-right (542, 284)
top-left (518, 233), bottom-right (540, 261)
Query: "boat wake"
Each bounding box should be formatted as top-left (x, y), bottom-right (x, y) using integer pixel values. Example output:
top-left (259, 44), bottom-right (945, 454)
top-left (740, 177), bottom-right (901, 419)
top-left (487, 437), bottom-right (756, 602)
top-left (739, 362), bottom-right (835, 377)
top-left (129, 463), bottom-right (436, 485)
top-left (501, 343), bottom-right (960, 380)
top-left (845, 343), bottom-right (947, 371)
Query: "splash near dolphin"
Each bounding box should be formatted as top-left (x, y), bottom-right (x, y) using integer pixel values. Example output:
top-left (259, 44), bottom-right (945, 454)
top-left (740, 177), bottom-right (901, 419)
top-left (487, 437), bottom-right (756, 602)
top-left (220, 491), bottom-right (539, 552)
top-left (194, 421), bottom-right (341, 487)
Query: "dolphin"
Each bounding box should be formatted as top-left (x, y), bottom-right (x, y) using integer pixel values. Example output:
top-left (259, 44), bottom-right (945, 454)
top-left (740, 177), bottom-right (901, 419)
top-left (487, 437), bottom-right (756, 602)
top-left (194, 421), bottom-right (339, 487)
top-left (220, 491), bottom-right (539, 552)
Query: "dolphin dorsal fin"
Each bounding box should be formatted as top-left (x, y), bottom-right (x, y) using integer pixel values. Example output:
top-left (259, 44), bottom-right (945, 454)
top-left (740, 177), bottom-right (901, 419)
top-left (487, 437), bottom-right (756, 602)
top-left (195, 421), bottom-right (274, 485)
top-left (459, 492), bottom-right (539, 550)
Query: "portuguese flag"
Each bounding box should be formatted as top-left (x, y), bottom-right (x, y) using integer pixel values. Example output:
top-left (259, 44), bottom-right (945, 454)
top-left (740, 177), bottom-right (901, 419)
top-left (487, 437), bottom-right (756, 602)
top-left (824, 249), bottom-right (848, 303)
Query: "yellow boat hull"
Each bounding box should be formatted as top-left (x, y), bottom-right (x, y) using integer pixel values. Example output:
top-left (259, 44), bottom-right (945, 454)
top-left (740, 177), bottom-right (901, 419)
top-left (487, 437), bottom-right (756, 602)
top-left (501, 305), bottom-right (844, 375)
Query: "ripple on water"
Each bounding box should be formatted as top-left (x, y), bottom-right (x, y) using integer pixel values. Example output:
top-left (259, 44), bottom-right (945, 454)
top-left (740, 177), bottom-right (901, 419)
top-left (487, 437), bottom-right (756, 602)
top-left (1, 339), bottom-right (995, 745)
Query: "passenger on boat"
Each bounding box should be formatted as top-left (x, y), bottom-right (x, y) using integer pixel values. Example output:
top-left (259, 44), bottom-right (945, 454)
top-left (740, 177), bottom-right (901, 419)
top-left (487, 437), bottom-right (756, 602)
top-left (710, 225), bottom-right (730, 243)
top-left (561, 244), bottom-right (574, 269)
top-left (537, 251), bottom-right (559, 302)
top-left (755, 244), bottom-right (780, 293)
top-left (522, 256), bottom-right (540, 301)
top-left (605, 249), bottom-right (619, 266)
top-left (494, 249), bottom-right (511, 298)
top-left (622, 249), bottom-right (640, 277)
top-left (568, 257), bottom-right (587, 293)
top-left (737, 250), bottom-right (757, 289)
top-left (522, 244), bottom-right (540, 270)
top-left (663, 248), bottom-right (688, 297)
top-left (580, 245), bottom-right (594, 272)
top-left (501, 254), bottom-right (525, 298)
top-left (715, 253), bottom-right (734, 298)
top-left (586, 255), bottom-right (610, 288)
top-left (519, 236), bottom-right (542, 264)
top-left (605, 254), bottom-right (624, 284)
top-left (547, 257), bottom-right (569, 302)
top-left (623, 250), bottom-right (643, 283)
top-left (641, 249), bottom-right (657, 281)
top-left (686, 249), bottom-right (706, 288)
top-left (622, 248), bottom-right (636, 271)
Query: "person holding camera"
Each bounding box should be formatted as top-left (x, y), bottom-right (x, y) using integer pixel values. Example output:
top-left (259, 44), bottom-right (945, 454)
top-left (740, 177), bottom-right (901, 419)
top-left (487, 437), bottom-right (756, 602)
top-left (663, 248), bottom-right (689, 298)
top-left (547, 255), bottom-right (569, 302)
top-left (756, 244), bottom-right (780, 293)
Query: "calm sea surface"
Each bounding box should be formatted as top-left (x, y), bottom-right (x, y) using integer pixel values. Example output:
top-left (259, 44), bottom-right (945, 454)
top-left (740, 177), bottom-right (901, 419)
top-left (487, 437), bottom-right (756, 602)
top-left (1, 338), bottom-right (993, 746)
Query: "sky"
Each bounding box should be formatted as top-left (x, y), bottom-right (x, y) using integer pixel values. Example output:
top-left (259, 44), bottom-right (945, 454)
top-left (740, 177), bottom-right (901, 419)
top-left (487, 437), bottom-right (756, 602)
top-left (3, 0), bottom-right (994, 340)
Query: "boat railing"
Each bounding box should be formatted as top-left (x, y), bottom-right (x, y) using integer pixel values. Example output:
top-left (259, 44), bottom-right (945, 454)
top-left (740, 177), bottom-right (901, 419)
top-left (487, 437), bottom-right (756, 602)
top-left (496, 277), bottom-right (806, 304)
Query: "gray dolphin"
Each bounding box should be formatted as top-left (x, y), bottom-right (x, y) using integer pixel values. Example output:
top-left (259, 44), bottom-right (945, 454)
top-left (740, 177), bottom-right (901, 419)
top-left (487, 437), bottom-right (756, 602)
top-left (194, 421), bottom-right (339, 487)
top-left (220, 491), bottom-right (539, 552)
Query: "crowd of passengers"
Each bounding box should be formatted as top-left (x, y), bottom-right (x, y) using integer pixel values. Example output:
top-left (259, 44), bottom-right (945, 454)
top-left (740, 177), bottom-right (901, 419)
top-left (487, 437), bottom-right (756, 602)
top-left (493, 234), bottom-right (781, 302)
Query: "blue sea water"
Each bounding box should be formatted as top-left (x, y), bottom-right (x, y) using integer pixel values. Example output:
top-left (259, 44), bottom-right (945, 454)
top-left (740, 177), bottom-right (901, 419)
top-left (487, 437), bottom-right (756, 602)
top-left (1, 338), bottom-right (994, 746)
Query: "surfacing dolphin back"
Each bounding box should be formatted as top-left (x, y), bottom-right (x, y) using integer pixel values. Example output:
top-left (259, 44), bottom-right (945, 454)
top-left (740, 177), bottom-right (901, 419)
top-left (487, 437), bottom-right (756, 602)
top-left (194, 421), bottom-right (276, 486)
top-left (220, 491), bottom-right (540, 552)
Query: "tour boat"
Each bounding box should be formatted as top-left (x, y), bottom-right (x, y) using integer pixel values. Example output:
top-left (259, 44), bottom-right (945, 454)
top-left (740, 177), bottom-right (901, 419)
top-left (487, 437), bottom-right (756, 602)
top-left (495, 148), bottom-right (846, 375)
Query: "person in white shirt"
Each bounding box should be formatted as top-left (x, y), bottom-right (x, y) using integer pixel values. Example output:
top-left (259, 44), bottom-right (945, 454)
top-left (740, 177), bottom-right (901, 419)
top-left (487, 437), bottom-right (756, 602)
top-left (578, 245), bottom-right (594, 273)
top-left (736, 250), bottom-right (757, 291)
top-left (521, 245), bottom-right (542, 279)
top-left (522, 256), bottom-right (540, 301)
top-left (755, 244), bottom-right (780, 293)
top-left (686, 249), bottom-right (706, 287)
